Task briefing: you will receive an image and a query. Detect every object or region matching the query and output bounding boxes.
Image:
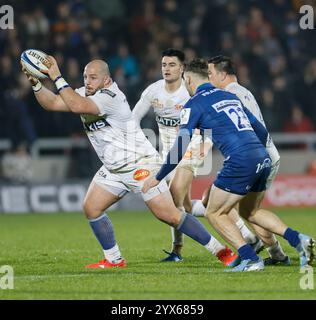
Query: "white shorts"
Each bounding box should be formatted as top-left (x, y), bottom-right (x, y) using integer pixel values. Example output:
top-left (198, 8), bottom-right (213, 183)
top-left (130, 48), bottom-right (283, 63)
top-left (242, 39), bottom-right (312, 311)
top-left (265, 159), bottom-right (280, 189)
top-left (165, 135), bottom-right (208, 180)
top-left (92, 155), bottom-right (169, 202)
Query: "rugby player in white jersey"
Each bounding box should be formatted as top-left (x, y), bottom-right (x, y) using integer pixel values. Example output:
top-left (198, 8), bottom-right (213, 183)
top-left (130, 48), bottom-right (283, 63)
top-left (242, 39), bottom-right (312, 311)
top-left (197, 55), bottom-right (289, 265)
top-left (21, 55), bottom-right (240, 269)
top-left (133, 48), bottom-right (252, 265)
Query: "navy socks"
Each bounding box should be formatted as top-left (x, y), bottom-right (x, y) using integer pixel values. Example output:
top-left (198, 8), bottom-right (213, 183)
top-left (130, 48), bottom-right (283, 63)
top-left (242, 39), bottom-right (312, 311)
top-left (177, 212), bottom-right (211, 246)
top-left (283, 227), bottom-right (300, 248)
top-left (89, 213), bottom-right (116, 250)
top-left (238, 244), bottom-right (259, 262)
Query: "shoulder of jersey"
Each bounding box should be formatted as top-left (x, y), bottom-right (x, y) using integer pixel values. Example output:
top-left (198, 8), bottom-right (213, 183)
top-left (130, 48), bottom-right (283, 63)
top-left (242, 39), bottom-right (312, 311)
top-left (99, 88), bottom-right (117, 98)
top-left (227, 82), bottom-right (251, 98)
top-left (75, 86), bottom-right (85, 96)
top-left (190, 87), bottom-right (221, 100)
top-left (140, 79), bottom-right (164, 97)
top-left (180, 81), bottom-right (190, 95)
top-left (148, 79), bottom-right (164, 91)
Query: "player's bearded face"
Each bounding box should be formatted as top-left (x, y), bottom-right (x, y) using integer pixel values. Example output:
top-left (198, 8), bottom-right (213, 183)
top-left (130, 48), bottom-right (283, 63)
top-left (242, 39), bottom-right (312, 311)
top-left (161, 56), bottom-right (183, 83)
top-left (83, 67), bottom-right (106, 96)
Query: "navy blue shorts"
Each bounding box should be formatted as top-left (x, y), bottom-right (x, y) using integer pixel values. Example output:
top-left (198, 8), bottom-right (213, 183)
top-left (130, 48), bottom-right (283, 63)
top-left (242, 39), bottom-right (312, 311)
top-left (214, 149), bottom-right (272, 196)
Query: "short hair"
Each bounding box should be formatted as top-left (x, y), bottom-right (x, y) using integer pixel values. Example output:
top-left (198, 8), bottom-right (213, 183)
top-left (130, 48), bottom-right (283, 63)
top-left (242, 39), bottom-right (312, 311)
top-left (208, 55), bottom-right (236, 75)
top-left (161, 48), bottom-right (185, 63)
top-left (184, 58), bottom-right (209, 78)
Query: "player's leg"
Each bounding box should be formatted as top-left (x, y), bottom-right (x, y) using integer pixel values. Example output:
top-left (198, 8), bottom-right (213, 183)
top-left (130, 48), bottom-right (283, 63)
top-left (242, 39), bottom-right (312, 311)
top-left (163, 138), bottom-right (204, 261)
top-left (250, 160), bottom-right (289, 265)
top-left (205, 186), bottom-right (246, 248)
top-left (239, 191), bottom-right (315, 267)
top-left (204, 185), bottom-right (264, 271)
top-left (165, 167), bottom-right (194, 259)
top-left (143, 182), bottom-right (238, 266)
top-left (183, 183), bottom-right (193, 213)
top-left (228, 207), bottom-right (264, 252)
top-left (250, 223), bottom-right (290, 265)
top-left (84, 169), bottom-right (128, 269)
top-left (192, 184), bottom-right (264, 251)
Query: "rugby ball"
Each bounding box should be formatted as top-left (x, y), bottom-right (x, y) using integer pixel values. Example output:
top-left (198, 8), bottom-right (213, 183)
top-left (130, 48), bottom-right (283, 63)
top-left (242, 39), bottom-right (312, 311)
top-left (20, 49), bottom-right (50, 79)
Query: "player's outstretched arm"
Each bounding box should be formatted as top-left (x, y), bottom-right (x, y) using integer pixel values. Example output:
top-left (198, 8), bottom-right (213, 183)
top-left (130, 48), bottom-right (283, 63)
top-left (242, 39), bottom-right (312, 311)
top-left (43, 56), bottom-right (99, 115)
top-left (132, 89), bottom-right (152, 123)
top-left (21, 62), bottom-right (70, 112)
top-left (34, 87), bottom-right (71, 112)
top-left (142, 128), bottom-right (192, 193)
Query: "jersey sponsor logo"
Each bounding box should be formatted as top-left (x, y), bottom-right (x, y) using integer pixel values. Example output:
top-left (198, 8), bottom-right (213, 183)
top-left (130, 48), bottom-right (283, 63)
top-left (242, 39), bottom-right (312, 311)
top-left (255, 158), bottom-right (272, 173)
top-left (98, 169), bottom-right (107, 178)
top-left (212, 99), bottom-right (241, 112)
top-left (180, 108), bottom-right (191, 125)
top-left (83, 119), bottom-right (110, 131)
top-left (133, 169), bottom-right (150, 181)
top-left (212, 99), bottom-right (253, 132)
top-left (155, 115), bottom-right (180, 127)
top-left (100, 88), bottom-right (116, 97)
top-left (183, 150), bottom-right (193, 159)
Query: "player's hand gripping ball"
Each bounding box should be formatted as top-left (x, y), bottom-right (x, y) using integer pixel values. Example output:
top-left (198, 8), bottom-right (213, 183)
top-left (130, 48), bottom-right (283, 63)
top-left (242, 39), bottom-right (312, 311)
top-left (20, 49), bottom-right (50, 79)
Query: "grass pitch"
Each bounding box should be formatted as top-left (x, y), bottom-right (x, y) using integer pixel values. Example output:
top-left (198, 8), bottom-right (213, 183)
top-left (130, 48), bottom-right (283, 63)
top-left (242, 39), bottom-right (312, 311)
top-left (0, 208), bottom-right (315, 300)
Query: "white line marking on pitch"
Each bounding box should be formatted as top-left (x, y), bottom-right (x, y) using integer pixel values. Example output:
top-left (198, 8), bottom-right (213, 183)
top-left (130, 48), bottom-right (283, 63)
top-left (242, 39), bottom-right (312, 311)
top-left (15, 274), bottom-right (96, 280)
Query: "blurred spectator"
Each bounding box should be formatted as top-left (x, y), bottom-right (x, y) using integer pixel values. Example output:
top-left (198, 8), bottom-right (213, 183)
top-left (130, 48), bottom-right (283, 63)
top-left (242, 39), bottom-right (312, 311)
top-left (110, 44), bottom-right (140, 85)
top-left (0, 72), bottom-right (37, 148)
top-left (0, 0), bottom-right (315, 140)
top-left (260, 88), bottom-right (281, 132)
top-left (87, 0), bottom-right (125, 21)
top-left (1, 143), bottom-right (33, 184)
top-left (283, 104), bottom-right (315, 133)
top-left (307, 160), bottom-right (316, 175)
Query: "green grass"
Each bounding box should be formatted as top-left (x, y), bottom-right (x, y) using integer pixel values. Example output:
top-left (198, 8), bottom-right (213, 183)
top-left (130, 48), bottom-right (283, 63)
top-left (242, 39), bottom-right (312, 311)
top-left (0, 208), bottom-right (315, 300)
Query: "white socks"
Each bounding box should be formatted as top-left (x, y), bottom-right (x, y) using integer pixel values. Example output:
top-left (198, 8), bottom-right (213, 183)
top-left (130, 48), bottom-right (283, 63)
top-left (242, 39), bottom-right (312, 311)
top-left (103, 244), bottom-right (123, 263)
top-left (235, 218), bottom-right (257, 244)
top-left (267, 241), bottom-right (287, 260)
top-left (191, 200), bottom-right (206, 217)
top-left (204, 237), bottom-right (226, 256)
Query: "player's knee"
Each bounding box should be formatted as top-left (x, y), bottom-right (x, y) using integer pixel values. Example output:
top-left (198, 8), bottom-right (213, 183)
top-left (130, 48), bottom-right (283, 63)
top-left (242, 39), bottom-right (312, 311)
top-left (245, 209), bottom-right (258, 223)
top-left (156, 210), bottom-right (181, 227)
top-left (168, 213), bottom-right (181, 227)
top-left (83, 200), bottom-right (102, 220)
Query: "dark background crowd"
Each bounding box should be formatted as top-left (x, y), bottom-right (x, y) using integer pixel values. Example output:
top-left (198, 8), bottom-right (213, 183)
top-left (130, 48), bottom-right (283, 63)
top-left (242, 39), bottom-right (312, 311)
top-left (0, 0), bottom-right (316, 150)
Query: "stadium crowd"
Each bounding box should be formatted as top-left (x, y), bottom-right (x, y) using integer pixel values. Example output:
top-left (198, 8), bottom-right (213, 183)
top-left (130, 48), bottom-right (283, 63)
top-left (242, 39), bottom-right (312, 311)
top-left (0, 0), bottom-right (315, 149)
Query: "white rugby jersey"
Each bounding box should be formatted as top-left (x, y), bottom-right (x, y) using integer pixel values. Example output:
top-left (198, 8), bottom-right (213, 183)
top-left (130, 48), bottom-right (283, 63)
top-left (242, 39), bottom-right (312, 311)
top-left (133, 79), bottom-right (191, 160)
top-left (225, 82), bottom-right (280, 164)
top-left (76, 82), bottom-right (158, 171)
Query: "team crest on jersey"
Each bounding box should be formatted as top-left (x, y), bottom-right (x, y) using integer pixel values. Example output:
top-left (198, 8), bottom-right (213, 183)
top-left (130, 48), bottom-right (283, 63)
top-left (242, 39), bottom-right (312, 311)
top-left (151, 99), bottom-right (164, 109)
top-left (180, 108), bottom-right (191, 125)
top-left (133, 169), bottom-right (150, 181)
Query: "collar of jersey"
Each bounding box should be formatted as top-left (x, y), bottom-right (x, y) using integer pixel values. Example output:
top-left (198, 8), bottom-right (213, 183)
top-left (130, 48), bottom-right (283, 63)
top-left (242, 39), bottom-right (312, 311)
top-left (195, 82), bottom-right (214, 93)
